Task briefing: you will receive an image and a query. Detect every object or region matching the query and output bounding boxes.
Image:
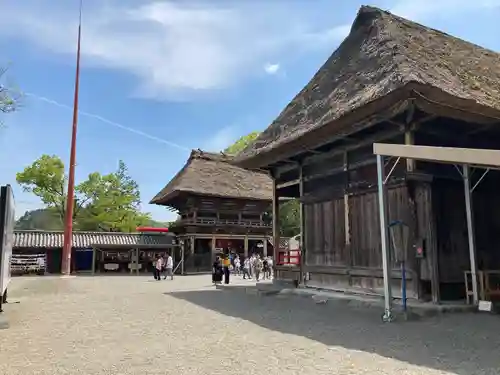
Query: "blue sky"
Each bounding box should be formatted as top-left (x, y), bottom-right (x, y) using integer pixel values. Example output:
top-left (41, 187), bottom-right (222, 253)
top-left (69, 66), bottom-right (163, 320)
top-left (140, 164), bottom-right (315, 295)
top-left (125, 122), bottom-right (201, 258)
top-left (0, 0), bottom-right (499, 222)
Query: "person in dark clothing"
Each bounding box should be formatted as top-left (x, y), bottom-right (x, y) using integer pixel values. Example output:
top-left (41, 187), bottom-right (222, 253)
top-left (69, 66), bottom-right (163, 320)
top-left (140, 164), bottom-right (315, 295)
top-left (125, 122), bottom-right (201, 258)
top-left (262, 257), bottom-right (269, 280)
top-left (212, 256), bottom-right (223, 285)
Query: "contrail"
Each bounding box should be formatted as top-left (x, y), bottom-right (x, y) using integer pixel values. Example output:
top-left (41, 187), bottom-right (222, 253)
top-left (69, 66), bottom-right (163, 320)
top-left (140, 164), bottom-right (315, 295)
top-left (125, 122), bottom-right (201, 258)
top-left (25, 92), bottom-right (191, 152)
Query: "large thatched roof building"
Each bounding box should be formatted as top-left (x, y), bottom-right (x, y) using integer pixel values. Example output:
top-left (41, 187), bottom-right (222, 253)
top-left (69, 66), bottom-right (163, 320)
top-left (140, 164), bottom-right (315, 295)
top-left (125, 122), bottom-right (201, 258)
top-left (150, 149), bottom-right (273, 273)
top-left (151, 149), bottom-right (272, 210)
top-left (233, 5), bottom-right (500, 305)
top-left (236, 5), bottom-right (500, 169)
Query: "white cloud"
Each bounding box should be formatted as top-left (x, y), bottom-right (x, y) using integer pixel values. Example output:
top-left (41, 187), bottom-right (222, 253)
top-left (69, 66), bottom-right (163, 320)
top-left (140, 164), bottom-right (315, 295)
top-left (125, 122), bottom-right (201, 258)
top-left (202, 125), bottom-right (241, 152)
top-left (0, 1), bottom-right (348, 100)
top-left (389, 0), bottom-right (500, 20)
top-left (264, 63), bottom-right (280, 75)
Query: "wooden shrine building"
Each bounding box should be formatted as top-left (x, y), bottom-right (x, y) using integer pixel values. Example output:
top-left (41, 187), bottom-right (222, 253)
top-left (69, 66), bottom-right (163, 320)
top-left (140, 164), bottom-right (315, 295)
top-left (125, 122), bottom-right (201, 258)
top-left (150, 149), bottom-right (273, 273)
top-left (236, 6), bottom-right (500, 304)
top-left (13, 230), bottom-right (177, 275)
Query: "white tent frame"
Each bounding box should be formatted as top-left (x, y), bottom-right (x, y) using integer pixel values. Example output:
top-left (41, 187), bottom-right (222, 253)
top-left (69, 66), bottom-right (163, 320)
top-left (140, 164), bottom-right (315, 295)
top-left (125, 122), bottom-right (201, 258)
top-left (374, 143), bottom-right (500, 322)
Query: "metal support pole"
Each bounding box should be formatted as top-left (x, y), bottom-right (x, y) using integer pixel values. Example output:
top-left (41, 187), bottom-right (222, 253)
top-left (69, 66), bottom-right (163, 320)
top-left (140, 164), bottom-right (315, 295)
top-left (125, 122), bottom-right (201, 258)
top-left (463, 164), bottom-right (479, 304)
top-left (377, 154), bottom-right (394, 322)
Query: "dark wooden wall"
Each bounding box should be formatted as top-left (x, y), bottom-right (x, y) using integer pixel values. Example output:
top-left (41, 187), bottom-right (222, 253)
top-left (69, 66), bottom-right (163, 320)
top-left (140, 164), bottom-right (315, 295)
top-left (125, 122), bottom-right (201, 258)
top-left (302, 182), bottom-right (435, 299)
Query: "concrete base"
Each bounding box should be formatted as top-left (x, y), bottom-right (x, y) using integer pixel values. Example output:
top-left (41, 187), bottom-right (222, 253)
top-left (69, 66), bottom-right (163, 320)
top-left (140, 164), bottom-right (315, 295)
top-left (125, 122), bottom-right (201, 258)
top-left (216, 282), bottom-right (477, 319)
top-left (271, 285), bottom-right (475, 318)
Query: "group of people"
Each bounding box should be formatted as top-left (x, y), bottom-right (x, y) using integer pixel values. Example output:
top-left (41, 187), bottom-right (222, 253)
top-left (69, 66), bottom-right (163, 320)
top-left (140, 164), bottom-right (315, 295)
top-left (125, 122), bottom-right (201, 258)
top-left (212, 252), bottom-right (273, 285)
top-left (153, 253), bottom-right (174, 281)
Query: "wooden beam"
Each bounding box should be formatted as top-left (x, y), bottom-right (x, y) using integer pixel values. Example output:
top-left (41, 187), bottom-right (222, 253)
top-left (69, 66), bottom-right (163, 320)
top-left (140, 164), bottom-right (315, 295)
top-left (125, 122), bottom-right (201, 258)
top-left (374, 143), bottom-right (500, 168)
top-left (272, 178), bottom-right (280, 271)
top-left (304, 158), bottom-right (376, 183)
top-left (303, 129), bottom-right (403, 167)
top-left (276, 178), bottom-right (300, 189)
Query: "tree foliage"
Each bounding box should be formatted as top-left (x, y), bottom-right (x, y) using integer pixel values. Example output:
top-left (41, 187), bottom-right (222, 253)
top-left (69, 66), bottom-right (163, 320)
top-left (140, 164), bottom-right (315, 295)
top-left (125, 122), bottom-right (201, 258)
top-left (224, 131), bottom-right (260, 155)
top-left (224, 132), bottom-right (300, 237)
top-left (0, 67), bottom-right (20, 115)
top-left (16, 155), bottom-right (151, 232)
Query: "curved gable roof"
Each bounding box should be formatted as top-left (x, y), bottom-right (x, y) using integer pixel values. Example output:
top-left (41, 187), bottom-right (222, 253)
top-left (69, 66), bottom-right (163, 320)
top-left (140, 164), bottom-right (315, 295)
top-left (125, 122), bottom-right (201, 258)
top-left (150, 149), bottom-right (272, 206)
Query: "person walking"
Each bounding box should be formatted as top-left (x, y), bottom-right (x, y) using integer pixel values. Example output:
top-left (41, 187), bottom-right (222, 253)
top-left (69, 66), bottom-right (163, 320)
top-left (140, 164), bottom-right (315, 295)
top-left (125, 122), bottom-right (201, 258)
top-left (254, 255), bottom-right (263, 282)
top-left (154, 255), bottom-right (163, 281)
top-left (262, 257), bottom-right (269, 280)
top-left (164, 252), bottom-right (174, 280)
top-left (267, 256), bottom-right (273, 279)
top-left (212, 256), bottom-right (223, 285)
top-left (242, 257), bottom-right (251, 280)
top-left (234, 255), bottom-right (241, 276)
top-left (223, 254), bottom-right (231, 284)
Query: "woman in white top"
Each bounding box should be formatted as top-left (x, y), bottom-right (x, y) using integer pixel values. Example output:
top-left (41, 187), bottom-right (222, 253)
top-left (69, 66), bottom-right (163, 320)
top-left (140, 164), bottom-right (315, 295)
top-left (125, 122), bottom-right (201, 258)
top-left (154, 255), bottom-right (163, 281)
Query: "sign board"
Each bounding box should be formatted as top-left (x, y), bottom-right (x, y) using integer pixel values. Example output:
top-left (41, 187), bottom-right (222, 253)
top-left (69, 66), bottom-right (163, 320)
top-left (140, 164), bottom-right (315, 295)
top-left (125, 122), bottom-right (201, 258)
top-left (0, 185), bottom-right (15, 298)
top-left (478, 300), bottom-right (493, 312)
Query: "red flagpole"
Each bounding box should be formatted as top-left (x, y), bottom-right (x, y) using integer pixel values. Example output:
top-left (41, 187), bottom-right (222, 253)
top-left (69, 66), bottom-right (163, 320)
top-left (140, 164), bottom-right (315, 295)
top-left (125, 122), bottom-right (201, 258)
top-left (62, 0), bottom-right (83, 275)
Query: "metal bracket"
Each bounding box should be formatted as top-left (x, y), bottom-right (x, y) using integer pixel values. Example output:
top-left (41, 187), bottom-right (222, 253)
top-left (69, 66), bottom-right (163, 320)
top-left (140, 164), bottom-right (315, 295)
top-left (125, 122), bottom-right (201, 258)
top-left (384, 156), bottom-right (401, 185)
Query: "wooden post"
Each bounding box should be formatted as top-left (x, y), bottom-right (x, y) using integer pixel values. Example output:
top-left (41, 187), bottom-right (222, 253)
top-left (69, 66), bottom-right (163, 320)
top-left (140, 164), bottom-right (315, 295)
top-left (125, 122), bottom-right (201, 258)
top-left (136, 248), bottom-right (140, 275)
top-left (181, 238), bottom-right (185, 275)
top-left (344, 152), bottom-right (351, 246)
top-left (263, 237), bottom-right (268, 257)
top-left (405, 128), bottom-right (415, 172)
top-left (244, 235), bottom-right (249, 257)
top-left (299, 164), bottom-right (305, 284)
top-left (91, 247), bottom-right (96, 275)
top-left (272, 177), bottom-right (280, 274)
top-left (190, 235), bottom-right (195, 273)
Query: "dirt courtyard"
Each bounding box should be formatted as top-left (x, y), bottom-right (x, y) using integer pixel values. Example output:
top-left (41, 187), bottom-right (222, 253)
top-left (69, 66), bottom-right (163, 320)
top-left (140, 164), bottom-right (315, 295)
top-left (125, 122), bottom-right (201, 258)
top-left (0, 275), bottom-right (498, 375)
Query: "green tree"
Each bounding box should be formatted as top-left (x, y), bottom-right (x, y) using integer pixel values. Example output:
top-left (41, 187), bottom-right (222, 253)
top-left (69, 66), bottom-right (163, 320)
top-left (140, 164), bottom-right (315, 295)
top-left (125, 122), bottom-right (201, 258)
top-left (16, 155), bottom-right (151, 232)
top-left (0, 67), bottom-right (20, 115)
top-left (224, 131), bottom-right (260, 154)
top-left (224, 131), bottom-right (300, 237)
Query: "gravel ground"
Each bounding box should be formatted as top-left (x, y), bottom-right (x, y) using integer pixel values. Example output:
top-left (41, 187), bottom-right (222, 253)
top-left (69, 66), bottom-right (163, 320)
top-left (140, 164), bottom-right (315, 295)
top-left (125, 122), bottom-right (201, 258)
top-left (0, 275), bottom-right (498, 375)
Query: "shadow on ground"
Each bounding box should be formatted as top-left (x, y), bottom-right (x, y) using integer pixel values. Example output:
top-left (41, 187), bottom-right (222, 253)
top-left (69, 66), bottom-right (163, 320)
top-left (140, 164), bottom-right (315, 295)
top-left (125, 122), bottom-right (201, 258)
top-left (167, 288), bottom-right (499, 375)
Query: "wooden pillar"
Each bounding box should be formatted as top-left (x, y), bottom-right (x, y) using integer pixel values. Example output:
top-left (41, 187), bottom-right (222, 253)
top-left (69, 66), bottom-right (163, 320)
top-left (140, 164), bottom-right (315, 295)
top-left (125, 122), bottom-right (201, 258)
top-left (244, 235), bottom-right (249, 257)
top-left (180, 238), bottom-right (185, 275)
top-left (263, 237), bottom-right (268, 257)
top-left (343, 152), bottom-right (351, 246)
top-left (405, 128), bottom-right (415, 172)
top-left (299, 164), bottom-right (305, 284)
top-left (136, 248), bottom-right (140, 275)
top-left (91, 247), bottom-right (96, 275)
top-left (190, 235), bottom-right (195, 273)
top-left (272, 177), bottom-right (280, 271)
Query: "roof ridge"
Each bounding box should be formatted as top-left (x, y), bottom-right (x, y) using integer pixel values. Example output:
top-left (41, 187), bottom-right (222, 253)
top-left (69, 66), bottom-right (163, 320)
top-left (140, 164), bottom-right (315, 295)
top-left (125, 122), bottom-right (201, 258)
top-left (14, 230), bottom-right (167, 235)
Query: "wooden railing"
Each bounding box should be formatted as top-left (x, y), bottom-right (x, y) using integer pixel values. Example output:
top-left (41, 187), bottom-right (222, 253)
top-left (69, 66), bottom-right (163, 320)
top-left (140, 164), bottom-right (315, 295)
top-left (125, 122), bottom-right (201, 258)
top-left (464, 270), bottom-right (500, 304)
top-left (180, 217), bottom-right (271, 227)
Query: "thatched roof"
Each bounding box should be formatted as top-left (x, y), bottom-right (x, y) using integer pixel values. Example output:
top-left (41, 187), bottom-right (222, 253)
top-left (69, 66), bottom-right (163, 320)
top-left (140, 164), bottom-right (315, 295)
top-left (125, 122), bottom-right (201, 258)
top-left (150, 149), bottom-right (272, 206)
top-left (236, 5), bottom-right (500, 167)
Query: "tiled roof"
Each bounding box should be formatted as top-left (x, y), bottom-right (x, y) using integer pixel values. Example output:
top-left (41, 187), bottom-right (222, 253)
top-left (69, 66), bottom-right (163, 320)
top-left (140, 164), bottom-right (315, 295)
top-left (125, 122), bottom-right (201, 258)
top-left (14, 230), bottom-right (175, 249)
